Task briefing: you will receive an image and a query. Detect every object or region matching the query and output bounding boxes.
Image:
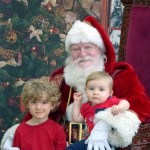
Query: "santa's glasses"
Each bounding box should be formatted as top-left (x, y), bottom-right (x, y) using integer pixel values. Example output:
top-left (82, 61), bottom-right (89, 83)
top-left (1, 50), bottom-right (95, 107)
top-left (70, 43), bottom-right (99, 55)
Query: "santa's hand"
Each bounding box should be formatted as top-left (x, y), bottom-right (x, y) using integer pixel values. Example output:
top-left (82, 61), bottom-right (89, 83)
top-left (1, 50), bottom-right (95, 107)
top-left (85, 120), bottom-right (112, 150)
top-left (2, 133), bottom-right (20, 150)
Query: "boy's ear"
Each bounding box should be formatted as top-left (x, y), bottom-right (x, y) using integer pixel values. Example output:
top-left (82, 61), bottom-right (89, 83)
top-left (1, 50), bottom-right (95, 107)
top-left (50, 106), bottom-right (55, 111)
top-left (51, 101), bottom-right (61, 112)
top-left (111, 90), bottom-right (114, 96)
top-left (55, 101), bottom-right (61, 108)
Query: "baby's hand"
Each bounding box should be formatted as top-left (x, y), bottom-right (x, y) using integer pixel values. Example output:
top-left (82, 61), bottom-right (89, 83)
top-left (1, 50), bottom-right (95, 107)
top-left (73, 92), bottom-right (83, 102)
top-left (111, 105), bottom-right (121, 115)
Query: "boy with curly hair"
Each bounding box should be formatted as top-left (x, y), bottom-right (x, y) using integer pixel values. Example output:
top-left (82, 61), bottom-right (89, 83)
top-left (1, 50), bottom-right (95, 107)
top-left (12, 80), bottom-right (66, 150)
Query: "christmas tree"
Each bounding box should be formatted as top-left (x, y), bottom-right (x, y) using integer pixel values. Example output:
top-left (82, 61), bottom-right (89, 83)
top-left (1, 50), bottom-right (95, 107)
top-left (0, 0), bottom-right (101, 141)
top-left (0, 0), bottom-right (68, 141)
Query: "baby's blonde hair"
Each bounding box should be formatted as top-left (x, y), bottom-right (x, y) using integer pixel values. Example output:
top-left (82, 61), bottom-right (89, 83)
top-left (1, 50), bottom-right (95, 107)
top-left (86, 71), bottom-right (113, 91)
top-left (21, 79), bottom-right (61, 108)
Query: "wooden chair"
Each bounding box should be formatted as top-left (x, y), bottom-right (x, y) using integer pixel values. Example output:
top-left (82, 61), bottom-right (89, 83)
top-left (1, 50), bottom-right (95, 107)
top-left (118, 0), bottom-right (150, 149)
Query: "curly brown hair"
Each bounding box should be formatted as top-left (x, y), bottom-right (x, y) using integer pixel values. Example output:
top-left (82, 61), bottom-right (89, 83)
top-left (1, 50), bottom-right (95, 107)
top-left (20, 79), bottom-right (61, 108)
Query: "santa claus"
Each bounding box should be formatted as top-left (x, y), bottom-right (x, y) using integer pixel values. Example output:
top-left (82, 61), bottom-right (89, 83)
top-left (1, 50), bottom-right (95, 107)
top-left (1, 16), bottom-right (150, 150)
top-left (49, 16), bottom-right (150, 123)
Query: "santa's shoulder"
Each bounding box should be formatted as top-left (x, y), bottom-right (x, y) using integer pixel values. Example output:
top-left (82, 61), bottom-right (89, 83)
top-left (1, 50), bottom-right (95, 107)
top-left (114, 62), bottom-right (135, 72)
top-left (50, 67), bottom-right (64, 77)
top-left (111, 62), bottom-right (137, 78)
top-left (50, 67), bottom-right (64, 86)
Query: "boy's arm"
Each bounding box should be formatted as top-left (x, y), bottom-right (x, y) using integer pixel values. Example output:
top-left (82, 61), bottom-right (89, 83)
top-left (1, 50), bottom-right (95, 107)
top-left (72, 92), bottom-right (84, 122)
top-left (119, 99), bottom-right (130, 111)
top-left (111, 99), bottom-right (130, 115)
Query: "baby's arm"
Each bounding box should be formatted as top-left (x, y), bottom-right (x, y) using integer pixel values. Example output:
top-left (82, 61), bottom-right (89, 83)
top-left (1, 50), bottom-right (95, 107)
top-left (72, 92), bottom-right (84, 122)
top-left (111, 99), bottom-right (130, 115)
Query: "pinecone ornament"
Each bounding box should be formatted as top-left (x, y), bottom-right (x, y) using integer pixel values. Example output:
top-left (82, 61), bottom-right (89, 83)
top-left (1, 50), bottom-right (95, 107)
top-left (6, 30), bottom-right (17, 44)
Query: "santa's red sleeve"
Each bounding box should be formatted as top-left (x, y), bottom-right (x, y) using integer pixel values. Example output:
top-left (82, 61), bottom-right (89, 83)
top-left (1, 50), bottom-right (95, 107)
top-left (113, 62), bottom-right (150, 123)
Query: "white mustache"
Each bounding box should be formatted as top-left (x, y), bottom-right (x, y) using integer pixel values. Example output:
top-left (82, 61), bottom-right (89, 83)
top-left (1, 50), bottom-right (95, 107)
top-left (75, 56), bottom-right (94, 63)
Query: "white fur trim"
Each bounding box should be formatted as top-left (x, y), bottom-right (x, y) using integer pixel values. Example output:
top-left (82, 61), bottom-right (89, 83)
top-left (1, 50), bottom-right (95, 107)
top-left (65, 20), bottom-right (105, 52)
top-left (1, 124), bottom-right (20, 149)
top-left (66, 103), bottom-right (73, 121)
top-left (94, 109), bottom-right (141, 148)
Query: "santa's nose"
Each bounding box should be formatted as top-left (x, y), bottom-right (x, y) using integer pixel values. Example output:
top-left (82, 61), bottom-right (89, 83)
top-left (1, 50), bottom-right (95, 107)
top-left (78, 48), bottom-right (88, 57)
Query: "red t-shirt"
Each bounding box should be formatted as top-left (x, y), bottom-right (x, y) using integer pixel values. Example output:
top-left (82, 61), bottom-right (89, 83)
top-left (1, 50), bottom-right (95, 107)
top-left (13, 119), bottom-right (66, 150)
top-left (80, 96), bottom-right (121, 132)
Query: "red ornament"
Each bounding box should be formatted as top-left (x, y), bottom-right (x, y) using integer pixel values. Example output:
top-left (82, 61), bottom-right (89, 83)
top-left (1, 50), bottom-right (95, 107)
top-left (8, 97), bottom-right (17, 107)
top-left (2, 0), bottom-right (11, 3)
top-left (31, 46), bottom-right (38, 55)
top-left (4, 82), bottom-right (10, 87)
top-left (49, 27), bottom-right (59, 35)
top-left (44, 3), bottom-right (52, 11)
top-left (0, 82), bottom-right (10, 88)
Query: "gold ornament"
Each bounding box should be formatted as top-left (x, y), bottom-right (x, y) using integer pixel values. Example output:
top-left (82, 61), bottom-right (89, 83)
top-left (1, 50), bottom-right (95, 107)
top-left (0, 47), bottom-right (16, 61)
top-left (54, 48), bottom-right (64, 56)
top-left (6, 30), bottom-right (17, 44)
top-left (50, 59), bottom-right (56, 66)
top-left (44, 56), bottom-right (49, 64)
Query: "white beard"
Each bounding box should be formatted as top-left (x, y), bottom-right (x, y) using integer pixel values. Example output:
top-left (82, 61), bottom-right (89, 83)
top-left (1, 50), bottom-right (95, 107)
top-left (64, 55), bottom-right (105, 93)
top-left (64, 55), bottom-right (105, 121)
